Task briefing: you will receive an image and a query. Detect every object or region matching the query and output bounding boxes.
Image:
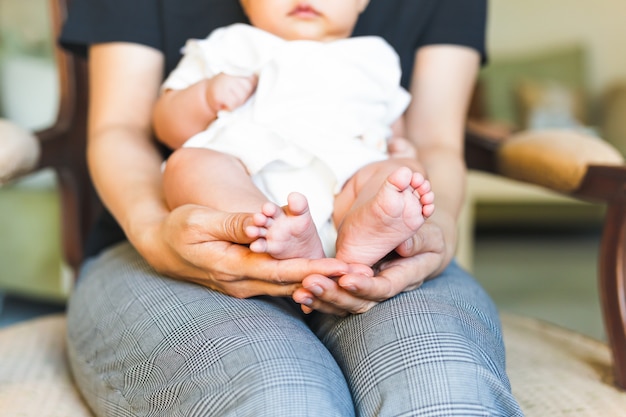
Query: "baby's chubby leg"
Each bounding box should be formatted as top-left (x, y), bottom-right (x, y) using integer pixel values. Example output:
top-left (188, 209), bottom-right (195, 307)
top-left (334, 163), bottom-right (434, 266)
top-left (162, 148), bottom-right (297, 248)
top-left (163, 147), bottom-right (269, 213)
top-left (246, 192), bottom-right (325, 260)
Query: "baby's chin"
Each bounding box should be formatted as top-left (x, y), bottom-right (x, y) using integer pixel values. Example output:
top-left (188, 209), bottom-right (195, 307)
top-left (275, 25), bottom-right (350, 43)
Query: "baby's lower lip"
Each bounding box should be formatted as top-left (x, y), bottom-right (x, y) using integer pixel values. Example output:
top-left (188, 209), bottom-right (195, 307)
top-left (293, 12), bottom-right (316, 18)
top-left (289, 7), bottom-right (320, 18)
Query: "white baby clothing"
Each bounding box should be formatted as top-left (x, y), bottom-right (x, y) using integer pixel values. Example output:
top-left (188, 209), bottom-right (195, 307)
top-left (163, 23), bottom-right (411, 255)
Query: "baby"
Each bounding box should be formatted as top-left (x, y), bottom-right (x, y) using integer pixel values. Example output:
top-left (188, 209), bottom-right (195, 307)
top-left (153, 0), bottom-right (434, 267)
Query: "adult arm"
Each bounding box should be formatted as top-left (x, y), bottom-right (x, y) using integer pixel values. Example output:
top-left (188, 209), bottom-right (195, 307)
top-left (293, 45), bottom-right (480, 314)
top-left (87, 43), bottom-right (348, 298)
top-left (400, 44), bottom-right (480, 271)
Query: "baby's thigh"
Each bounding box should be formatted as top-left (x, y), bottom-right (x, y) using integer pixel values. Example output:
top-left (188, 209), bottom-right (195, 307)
top-left (66, 242), bottom-right (354, 417)
top-left (163, 147), bottom-right (245, 186)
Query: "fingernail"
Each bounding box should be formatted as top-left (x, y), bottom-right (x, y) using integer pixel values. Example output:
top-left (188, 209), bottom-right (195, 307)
top-left (306, 285), bottom-right (323, 296)
top-left (300, 297), bottom-right (313, 306)
top-left (341, 284), bottom-right (357, 293)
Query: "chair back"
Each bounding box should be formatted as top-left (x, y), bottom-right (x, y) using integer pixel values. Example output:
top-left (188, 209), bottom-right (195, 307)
top-left (34, 0), bottom-right (98, 271)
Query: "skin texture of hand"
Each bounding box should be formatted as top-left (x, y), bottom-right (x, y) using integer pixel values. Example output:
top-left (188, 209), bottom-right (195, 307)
top-left (292, 221), bottom-right (446, 315)
top-left (141, 205), bottom-right (350, 298)
top-left (206, 73), bottom-right (258, 113)
top-left (136, 204), bottom-right (352, 299)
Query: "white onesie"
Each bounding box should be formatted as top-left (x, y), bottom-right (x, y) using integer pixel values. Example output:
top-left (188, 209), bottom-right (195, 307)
top-left (163, 23), bottom-right (411, 255)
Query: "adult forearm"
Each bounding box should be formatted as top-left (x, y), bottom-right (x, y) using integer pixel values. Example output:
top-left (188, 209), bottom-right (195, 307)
top-left (419, 143), bottom-right (467, 271)
top-left (405, 46), bottom-right (479, 272)
top-left (85, 43), bottom-right (174, 260)
top-left (87, 126), bottom-right (168, 253)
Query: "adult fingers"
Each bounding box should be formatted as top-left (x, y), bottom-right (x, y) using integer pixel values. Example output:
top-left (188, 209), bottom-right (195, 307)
top-left (333, 250), bottom-right (443, 302)
top-left (189, 239), bottom-right (350, 287)
top-left (291, 251), bottom-right (443, 314)
top-left (294, 274), bottom-right (379, 315)
top-left (394, 222), bottom-right (445, 258)
top-left (162, 206), bottom-right (350, 286)
top-left (209, 209), bottom-right (257, 244)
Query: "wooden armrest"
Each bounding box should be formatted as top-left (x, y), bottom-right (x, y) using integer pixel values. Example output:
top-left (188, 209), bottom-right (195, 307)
top-left (496, 129), bottom-right (624, 194)
top-left (467, 125), bottom-right (626, 389)
top-left (0, 119), bottom-right (41, 185)
top-left (465, 126), bottom-right (626, 204)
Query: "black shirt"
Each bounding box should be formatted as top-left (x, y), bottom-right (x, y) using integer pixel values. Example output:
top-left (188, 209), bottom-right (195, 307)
top-left (60, 0), bottom-right (487, 257)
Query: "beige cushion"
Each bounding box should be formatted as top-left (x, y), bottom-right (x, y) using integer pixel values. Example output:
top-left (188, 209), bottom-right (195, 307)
top-left (0, 119), bottom-right (40, 185)
top-left (502, 313), bottom-right (626, 416)
top-left (0, 314), bottom-right (94, 417)
top-left (497, 129), bottom-right (624, 192)
top-left (2, 313), bottom-right (626, 416)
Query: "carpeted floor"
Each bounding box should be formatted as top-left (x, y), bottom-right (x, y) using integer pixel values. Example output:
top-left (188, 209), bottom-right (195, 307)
top-left (474, 228), bottom-right (604, 341)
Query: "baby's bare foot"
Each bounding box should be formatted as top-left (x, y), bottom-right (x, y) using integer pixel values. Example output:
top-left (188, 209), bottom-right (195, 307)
top-left (246, 192), bottom-right (324, 260)
top-left (335, 167), bottom-right (434, 266)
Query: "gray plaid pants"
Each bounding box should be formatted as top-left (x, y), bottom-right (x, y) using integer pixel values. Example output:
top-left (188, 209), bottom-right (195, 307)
top-left (66, 242), bottom-right (523, 416)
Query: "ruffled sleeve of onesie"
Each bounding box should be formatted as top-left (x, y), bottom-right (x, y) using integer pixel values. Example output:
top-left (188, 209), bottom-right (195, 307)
top-left (162, 23), bottom-right (280, 91)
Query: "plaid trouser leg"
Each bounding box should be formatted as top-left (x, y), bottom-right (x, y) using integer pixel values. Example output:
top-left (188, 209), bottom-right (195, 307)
top-left (310, 262), bottom-right (524, 417)
top-left (66, 242), bottom-right (354, 417)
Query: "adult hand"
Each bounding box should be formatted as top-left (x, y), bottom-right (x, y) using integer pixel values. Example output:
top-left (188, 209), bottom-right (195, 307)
top-left (292, 221), bottom-right (447, 315)
top-left (135, 204), bottom-right (351, 299)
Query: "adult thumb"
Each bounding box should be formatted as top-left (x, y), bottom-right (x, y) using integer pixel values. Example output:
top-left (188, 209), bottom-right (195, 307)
top-left (217, 211), bottom-right (256, 245)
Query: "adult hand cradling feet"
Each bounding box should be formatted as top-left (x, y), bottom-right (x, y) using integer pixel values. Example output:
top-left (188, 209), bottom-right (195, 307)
top-left (134, 203), bottom-right (351, 298)
top-left (293, 219), bottom-right (447, 315)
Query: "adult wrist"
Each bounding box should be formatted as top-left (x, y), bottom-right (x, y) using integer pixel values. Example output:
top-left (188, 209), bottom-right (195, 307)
top-left (425, 210), bottom-right (458, 274)
top-left (123, 205), bottom-right (169, 264)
